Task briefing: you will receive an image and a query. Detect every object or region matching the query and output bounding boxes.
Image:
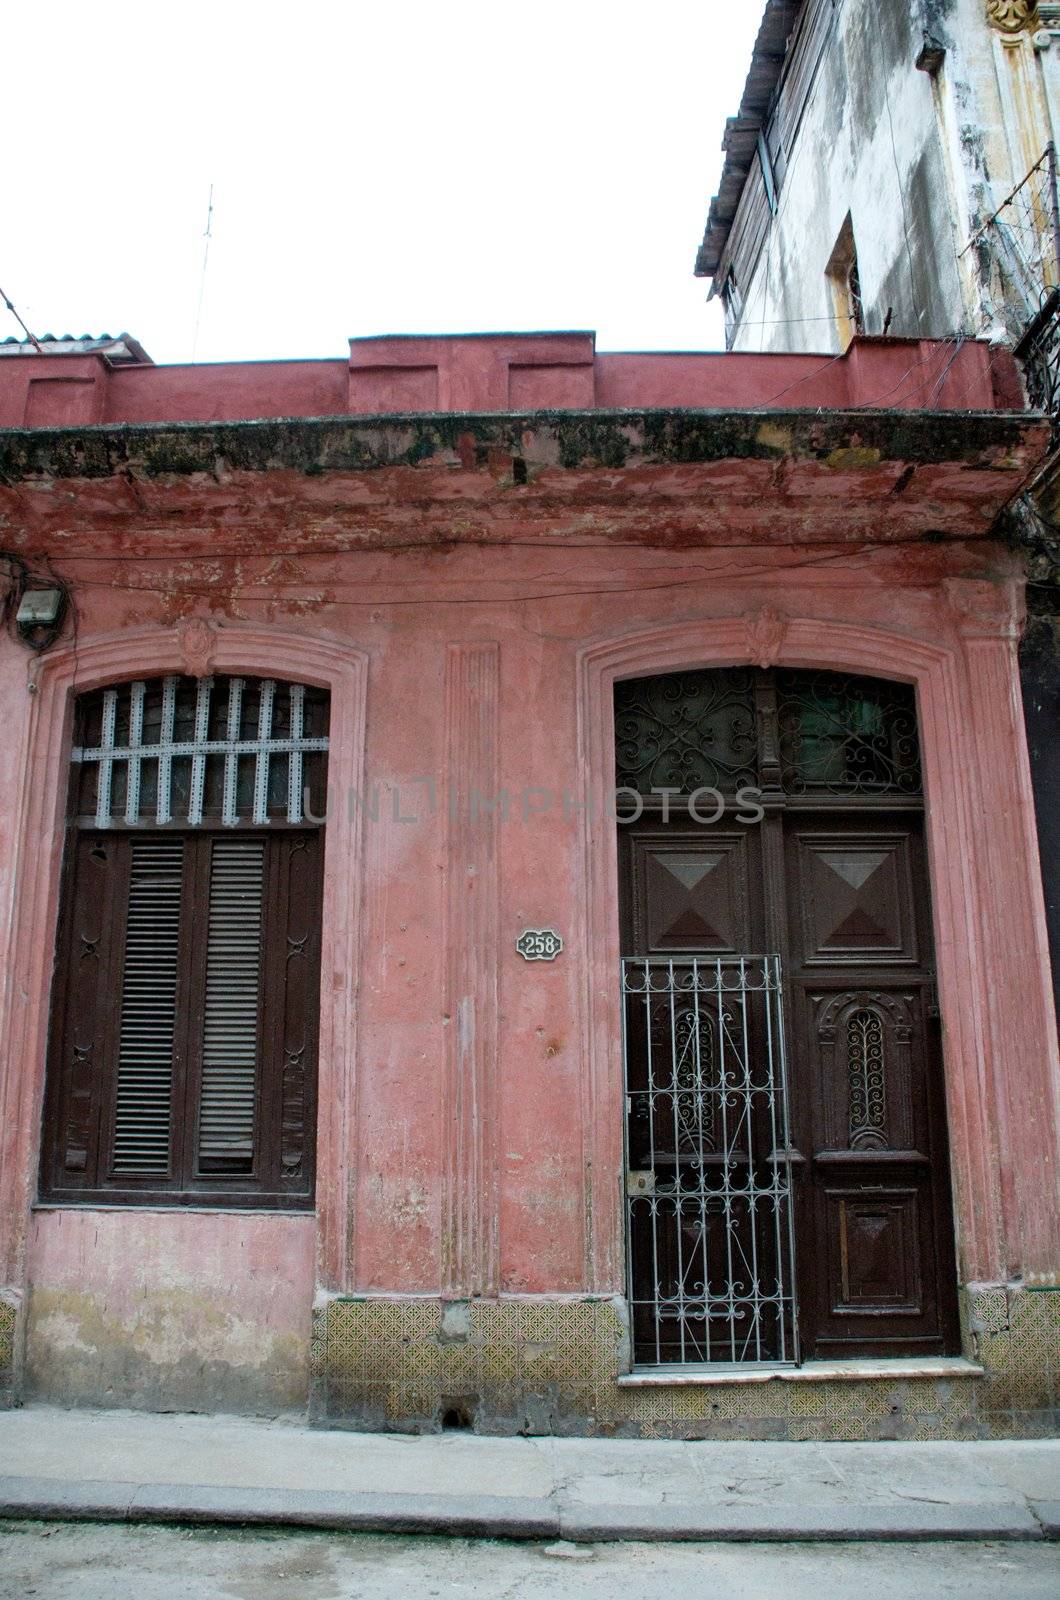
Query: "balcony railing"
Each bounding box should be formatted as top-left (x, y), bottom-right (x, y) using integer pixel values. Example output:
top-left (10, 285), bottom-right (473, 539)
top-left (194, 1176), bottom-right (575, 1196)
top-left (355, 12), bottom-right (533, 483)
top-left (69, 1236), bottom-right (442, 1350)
top-left (966, 144), bottom-right (1060, 421)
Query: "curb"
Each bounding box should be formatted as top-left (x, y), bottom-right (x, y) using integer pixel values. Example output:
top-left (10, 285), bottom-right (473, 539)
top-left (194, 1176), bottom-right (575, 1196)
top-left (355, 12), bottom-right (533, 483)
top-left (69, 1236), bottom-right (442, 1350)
top-left (0, 1477), bottom-right (1051, 1543)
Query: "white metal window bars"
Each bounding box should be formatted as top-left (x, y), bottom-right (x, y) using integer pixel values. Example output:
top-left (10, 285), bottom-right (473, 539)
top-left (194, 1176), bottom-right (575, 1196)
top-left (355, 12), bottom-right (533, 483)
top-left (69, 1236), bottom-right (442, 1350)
top-left (73, 676), bottom-right (329, 828)
top-left (622, 955), bottom-right (800, 1367)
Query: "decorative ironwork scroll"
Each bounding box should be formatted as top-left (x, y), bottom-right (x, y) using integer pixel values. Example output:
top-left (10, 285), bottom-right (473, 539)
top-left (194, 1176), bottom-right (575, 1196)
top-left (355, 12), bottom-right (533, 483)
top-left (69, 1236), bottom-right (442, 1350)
top-left (1015, 285), bottom-right (1060, 420)
top-left (615, 669), bottom-right (923, 801)
top-left (614, 669), bottom-right (757, 794)
top-left (669, 1005), bottom-right (720, 1153)
top-left (847, 1006), bottom-right (888, 1151)
top-left (776, 671), bottom-right (922, 796)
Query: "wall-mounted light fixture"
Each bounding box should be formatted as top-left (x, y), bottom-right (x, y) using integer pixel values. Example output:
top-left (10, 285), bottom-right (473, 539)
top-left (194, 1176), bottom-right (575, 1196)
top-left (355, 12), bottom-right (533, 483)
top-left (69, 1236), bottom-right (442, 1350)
top-left (14, 583), bottom-right (67, 651)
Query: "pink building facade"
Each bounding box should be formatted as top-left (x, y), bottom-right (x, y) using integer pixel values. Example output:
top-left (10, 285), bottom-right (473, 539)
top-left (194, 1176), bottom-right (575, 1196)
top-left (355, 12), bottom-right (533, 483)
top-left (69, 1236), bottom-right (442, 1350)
top-left (0, 331), bottom-right (1056, 1438)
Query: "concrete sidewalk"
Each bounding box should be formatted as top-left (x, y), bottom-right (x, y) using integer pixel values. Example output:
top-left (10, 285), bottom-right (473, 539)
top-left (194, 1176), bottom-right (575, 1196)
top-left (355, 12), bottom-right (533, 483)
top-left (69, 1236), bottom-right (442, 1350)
top-left (0, 1405), bottom-right (1057, 1543)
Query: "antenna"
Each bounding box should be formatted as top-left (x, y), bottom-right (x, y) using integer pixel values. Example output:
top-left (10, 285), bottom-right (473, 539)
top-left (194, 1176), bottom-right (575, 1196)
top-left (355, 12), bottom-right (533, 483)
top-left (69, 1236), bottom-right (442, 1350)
top-left (191, 184), bottom-right (214, 362)
top-left (0, 284), bottom-right (44, 352)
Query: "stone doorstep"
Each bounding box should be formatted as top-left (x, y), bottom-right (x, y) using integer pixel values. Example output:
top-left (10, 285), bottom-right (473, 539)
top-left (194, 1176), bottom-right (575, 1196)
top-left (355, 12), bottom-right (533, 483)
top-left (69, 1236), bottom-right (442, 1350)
top-left (617, 1359), bottom-right (987, 1387)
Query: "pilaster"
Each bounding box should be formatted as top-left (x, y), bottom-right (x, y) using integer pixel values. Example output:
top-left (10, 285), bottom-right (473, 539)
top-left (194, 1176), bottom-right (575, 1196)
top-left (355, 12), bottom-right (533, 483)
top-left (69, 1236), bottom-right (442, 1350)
top-left (441, 643), bottom-right (501, 1297)
top-left (948, 580), bottom-right (1060, 1282)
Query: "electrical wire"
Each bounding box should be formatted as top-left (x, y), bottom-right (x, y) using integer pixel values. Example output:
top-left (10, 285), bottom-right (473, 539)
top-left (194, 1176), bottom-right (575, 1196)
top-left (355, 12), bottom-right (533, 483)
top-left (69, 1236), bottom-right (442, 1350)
top-left (0, 548), bottom-right (72, 652)
top-left (0, 550), bottom-right (29, 620)
top-left (757, 333), bottom-right (970, 411)
top-left (959, 149), bottom-right (1054, 260)
top-left (845, 337), bottom-right (962, 413)
top-left (871, 7), bottom-right (922, 336)
top-left (37, 520), bottom-right (977, 569)
top-left (756, 348), bottom-right (852, 407)
top-left (44, 541), bottom-right (987, 612)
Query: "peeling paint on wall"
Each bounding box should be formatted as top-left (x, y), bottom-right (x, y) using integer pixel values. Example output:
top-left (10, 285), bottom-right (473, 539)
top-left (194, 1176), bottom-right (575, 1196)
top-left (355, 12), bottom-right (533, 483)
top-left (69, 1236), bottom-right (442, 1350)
top-left (23, 1210), bottom-right (315, 1414)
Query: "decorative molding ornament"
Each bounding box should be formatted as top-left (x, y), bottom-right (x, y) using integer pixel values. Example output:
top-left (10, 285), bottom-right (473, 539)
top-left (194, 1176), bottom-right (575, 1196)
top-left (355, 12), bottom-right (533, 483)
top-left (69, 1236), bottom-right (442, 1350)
top-left (941, 577), bottom-right (1022, 639)
top-left (176, 616), bottom-right (217, 677)
top-left (986, 1), bottom-right (1038, 32)
top-left (743, 607), bottom-right (788, 669)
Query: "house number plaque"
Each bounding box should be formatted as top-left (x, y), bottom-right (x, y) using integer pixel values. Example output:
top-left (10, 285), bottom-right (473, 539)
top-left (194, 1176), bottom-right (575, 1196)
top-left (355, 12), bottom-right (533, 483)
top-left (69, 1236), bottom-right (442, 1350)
top-left (516, 928), bottom-right (563, 961)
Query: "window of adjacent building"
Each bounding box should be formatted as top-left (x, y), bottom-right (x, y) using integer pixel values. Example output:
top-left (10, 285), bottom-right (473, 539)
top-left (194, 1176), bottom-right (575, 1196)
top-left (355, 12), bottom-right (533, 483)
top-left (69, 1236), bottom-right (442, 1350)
top-left (757, 128), bottom-right (780, 217)
top-left (722, 270), bottom-right (744, 350)
top-left (826, 214), bottom-right (865, 348)
top-left (39, 673), bottom-right (329, 1210)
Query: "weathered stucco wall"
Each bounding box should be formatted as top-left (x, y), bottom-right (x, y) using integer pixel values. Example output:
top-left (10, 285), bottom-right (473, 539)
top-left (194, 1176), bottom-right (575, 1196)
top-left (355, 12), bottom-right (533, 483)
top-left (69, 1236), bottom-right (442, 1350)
top-left (24, 1210), bottom-right (315, 1412)
top-left (0, 390), bottom-right (1054, 1429)
top-left (8, 532), bottom-right (1051, 1306)
top-left (724, 0), bottom-right (1060, 353)
top-left (729, 0), bottom-right (966, 352)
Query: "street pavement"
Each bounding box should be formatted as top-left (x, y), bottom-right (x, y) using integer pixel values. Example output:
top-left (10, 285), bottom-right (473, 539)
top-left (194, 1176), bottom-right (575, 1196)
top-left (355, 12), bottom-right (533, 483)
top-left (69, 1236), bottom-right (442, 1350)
top-left (0, 1405), bottom-right (1056, 1544)
top-left (1, 1521), bottom-right (1058, 1600)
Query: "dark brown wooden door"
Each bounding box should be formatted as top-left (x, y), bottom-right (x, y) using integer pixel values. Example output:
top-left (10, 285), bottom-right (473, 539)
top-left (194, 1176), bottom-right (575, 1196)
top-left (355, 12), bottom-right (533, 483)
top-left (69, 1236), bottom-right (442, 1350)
top-left (616, 667), bottom-right (959, 1363)
top-left (782, 811), bottom-right (958, 1357)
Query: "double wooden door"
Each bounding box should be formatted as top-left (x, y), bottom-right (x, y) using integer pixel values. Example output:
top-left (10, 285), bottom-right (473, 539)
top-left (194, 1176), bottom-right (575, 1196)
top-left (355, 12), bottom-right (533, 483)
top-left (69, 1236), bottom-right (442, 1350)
top-left (616, 668), bottom-right (960, 1364)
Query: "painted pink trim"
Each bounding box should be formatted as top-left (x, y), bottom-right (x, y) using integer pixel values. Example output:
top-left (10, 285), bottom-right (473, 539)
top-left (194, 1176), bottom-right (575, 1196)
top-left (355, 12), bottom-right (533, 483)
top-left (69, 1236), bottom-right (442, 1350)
top-left (576, 603), bottom-right (1059, 1292)
top-left (0, 623), bottom-right (368, 1297)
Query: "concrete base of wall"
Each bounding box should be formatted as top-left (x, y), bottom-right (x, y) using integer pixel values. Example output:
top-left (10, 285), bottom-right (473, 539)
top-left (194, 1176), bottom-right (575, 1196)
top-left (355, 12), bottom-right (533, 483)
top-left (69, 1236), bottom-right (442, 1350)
top-left (21, 1287), bottom-right (310, 1417)
top-left (310, 1287), bottom-right (1060, 1441)
top-left (11, 1208), bottom-right (317, 1416)
top-left (7, 1278), bottom-right (1057, 1436)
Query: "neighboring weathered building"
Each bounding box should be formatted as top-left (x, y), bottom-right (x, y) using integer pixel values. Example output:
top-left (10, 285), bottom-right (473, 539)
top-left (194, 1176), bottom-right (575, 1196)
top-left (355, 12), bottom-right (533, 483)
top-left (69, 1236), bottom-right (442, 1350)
top-left (696, 0), bottom-right (1060, 354)
top-left (697, 0), bottom-right (1060, 1057)
top-left (0, 329), bottom-right (1056, 1438)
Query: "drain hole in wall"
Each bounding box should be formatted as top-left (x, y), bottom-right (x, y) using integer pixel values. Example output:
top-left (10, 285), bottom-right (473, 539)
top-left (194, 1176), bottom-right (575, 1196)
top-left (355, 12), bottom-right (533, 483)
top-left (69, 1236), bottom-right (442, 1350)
top-left (441, 1399), bottom-right (475, 1430)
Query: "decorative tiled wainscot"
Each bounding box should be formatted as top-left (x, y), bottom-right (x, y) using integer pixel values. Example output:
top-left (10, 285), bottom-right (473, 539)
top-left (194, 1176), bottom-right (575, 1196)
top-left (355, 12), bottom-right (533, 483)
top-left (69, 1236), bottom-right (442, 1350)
top-left (311, 1287), bottom-right (1059, 1440)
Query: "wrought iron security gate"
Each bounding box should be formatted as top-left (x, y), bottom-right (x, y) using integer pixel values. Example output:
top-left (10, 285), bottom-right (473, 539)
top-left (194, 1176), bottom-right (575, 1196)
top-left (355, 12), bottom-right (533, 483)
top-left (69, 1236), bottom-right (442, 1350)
top-left (622, 955), bottom-right (799, 1366)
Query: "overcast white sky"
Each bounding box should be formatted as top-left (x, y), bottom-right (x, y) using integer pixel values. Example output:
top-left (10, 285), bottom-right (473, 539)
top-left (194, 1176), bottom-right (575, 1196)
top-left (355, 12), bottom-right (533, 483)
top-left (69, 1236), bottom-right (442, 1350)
top-left (4, 2), bottom-right (762, 365)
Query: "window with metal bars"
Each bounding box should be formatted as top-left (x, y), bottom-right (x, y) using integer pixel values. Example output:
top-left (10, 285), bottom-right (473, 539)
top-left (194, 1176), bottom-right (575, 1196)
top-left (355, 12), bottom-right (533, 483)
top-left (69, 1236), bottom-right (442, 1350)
top-left (39, 674), bottom-right (328, 1209)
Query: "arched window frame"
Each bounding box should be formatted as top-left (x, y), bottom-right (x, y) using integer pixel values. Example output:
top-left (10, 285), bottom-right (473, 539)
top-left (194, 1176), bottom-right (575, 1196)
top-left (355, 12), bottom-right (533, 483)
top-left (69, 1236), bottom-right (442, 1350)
top-left (38, 671), bottom-right (330, 1210)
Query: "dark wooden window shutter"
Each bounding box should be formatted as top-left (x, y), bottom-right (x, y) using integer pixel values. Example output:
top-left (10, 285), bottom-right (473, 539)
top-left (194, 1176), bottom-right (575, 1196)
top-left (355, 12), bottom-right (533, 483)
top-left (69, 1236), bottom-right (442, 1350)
top-left (197, 839), bottom-right (267, 1175)
top-left (41, 675), bottom-right (327, 1210)
top-left (111, 838), bottom-right (184, 1178)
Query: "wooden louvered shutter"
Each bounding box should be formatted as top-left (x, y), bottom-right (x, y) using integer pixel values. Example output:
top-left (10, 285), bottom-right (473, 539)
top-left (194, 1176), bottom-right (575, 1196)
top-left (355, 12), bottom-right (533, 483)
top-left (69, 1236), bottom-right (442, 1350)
top-left (42, 828), bottom-right (322, 1208)
top-left (109, 838), bottom-right (185, 1179)
top-left (43, 834), bottom-right (190, 1197)
top-left (259, 832), bottom-right (323, 1199)
top-left (45, 834), bottom-right (123, 1191)
top-left (42, 674), bottom-right (327, 1209)
top-left (196, 839), bottom-right (267, 1175)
